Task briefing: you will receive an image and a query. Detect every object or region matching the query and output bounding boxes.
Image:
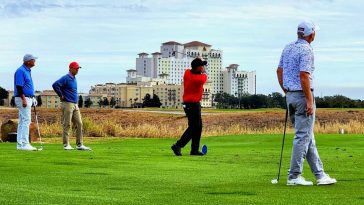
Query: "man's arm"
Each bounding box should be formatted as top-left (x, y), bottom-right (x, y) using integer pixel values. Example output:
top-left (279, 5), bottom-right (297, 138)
top-left (191, 69), bottom-right (208, 85)
top-left (196, 73), bottom-right (208, 85)
top-left (276, 67), bottom-right (286, 93)
top-left (300, 71), bottom-right (313, 115)
top-left (14, 70), bottom-right (27, 107)
top-left (16, 85), bottom-right (27, 107)
top-left (52, 77), bottom-right (65, 101)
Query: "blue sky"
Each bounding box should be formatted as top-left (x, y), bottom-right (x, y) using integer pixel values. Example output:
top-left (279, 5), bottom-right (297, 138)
top-left (0, 0), bottom-right (363, 99)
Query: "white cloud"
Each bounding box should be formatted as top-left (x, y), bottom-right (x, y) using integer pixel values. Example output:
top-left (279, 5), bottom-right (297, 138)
top-left (0, 0), bottom-right (363, 99)
top-left (0, 0), bottom-right (149, 17)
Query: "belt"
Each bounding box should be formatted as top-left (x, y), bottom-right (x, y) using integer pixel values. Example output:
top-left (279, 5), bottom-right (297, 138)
top-left (183, 102), bottom-right (200, 106)
top-left (15, 95), bottom-right (35, 98)
top-left (287, 89), bottom-right (314, 92)
top-left (62, 101), bottom-right (77, 104)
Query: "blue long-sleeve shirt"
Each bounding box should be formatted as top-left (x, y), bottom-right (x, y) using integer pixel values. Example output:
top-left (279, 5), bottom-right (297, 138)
top-left (52, 73), bottom-right (78, 103)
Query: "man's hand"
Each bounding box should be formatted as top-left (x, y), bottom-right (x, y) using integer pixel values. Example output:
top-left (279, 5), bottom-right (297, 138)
top-left (300, 71), bottom-right (314, 116)
top-left (276, 67), bottom-right (286, 94)
top-left (22, 98), bottom-right (27, 108)
top-left (306, 100), bottom-right (314, 116)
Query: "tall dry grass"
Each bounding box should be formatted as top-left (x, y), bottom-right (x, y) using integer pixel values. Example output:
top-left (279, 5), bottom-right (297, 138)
top-left (315, 120), bottom-right (364, 134)
top-left (37, 117), bottom-right (364, 138)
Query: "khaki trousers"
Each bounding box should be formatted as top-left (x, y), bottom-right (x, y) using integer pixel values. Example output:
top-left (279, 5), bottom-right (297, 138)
top-left (62, 102), bottom-right (83, 146)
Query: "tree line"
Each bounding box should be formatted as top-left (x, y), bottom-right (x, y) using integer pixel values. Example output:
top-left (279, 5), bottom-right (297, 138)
top-left (213, 92), bottom-right (364, 109)
top-left (83, 93), bottom-right (162, 108)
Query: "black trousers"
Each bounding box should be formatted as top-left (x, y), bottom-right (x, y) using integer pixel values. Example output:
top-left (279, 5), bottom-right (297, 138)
top-left (176, 103), bottom-right (202, 152)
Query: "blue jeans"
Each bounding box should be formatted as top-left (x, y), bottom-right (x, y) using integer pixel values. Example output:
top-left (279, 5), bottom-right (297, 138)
top-left (15, 97), bottom-right (32, 147)
top-left (286, 92), bottom-right (324, 180)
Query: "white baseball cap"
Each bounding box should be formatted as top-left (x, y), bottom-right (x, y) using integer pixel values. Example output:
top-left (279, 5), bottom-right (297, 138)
top-left (297, 21), bottom-right (320, 37)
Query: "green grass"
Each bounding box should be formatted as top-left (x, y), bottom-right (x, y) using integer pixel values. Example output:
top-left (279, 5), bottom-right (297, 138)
top-left (0, 134), bottom-right (363, 205)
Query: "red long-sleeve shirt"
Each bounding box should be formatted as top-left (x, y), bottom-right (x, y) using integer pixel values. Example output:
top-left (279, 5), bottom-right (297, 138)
top-left (183, 69), bottom-right (208, 103)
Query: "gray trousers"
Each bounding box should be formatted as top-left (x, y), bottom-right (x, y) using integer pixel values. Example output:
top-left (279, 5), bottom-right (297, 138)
top-left (286, 92), bottom-right (324, 180)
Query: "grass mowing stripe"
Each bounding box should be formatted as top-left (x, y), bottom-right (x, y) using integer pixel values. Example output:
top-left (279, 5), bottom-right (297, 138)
top-left (0, 134), bottom-right (363, 204)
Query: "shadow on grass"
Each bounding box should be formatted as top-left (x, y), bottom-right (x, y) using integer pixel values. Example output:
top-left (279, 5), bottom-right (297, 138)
top-left (83, 172), bottom-right (111, 176)
top-left (52, 162), bottom-right (78, 166)
top-left (339, 178), bottom-right (364, 182)
top-left (206, 191), bottom-right (256, 196)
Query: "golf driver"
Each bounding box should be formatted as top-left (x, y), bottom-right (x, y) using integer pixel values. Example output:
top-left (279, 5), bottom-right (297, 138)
top-left (172, 51), bottom-right (195, 58)
top-left (33, 106), bottom-right (43, 151)
top-left (271, 107), bottom-right (288, 184)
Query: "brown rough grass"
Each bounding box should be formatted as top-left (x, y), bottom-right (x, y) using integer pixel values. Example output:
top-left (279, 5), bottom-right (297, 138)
top-left (1, 107), bottom-right (364, 138)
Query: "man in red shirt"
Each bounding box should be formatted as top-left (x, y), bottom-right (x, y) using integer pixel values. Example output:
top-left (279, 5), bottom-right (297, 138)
top-left (171, 58), bottom-right (208, 156)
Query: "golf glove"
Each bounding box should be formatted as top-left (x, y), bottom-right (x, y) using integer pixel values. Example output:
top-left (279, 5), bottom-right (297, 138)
top-left (32, 97), bottom-right (38, 107)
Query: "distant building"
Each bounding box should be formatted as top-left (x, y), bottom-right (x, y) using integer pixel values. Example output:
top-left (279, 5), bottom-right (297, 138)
top-left (135, 41), bottom-right (224, 94)
top-left (126, 69), bottom-right (166, 85)
top-left (88, 80), bottom-right (212, 109)
top-left (223, 64), bottom-right (256, 96)
top-left (153, 84), bottom-right (183, 108)
top-left (134, 41), bottom-right (255, 100)
top-left (201, 81), bottom-right (213, 108)
top-left (85, 93), bottom-right (107, 108)
top-left (41, 90), bottom-right (60, 108)
top-left (89, 83), bottom-right (154, 108)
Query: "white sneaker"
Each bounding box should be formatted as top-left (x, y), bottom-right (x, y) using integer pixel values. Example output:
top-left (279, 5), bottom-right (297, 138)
top-left (76, 145), bottom-right (92, 151)
top-left (287, 176), bottom-right (313, 186)
top-left (64, 144), bottom-right (74, 150)
top-left (317, 174), bottom-right (337, 185)
top-left (18, 144), bottom-right (37, 151)
top-left (16, 143), bottom-right (22, 150)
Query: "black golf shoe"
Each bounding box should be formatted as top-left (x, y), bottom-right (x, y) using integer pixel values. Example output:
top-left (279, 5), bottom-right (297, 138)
top-left (171, 144), bottom-right (182, 156)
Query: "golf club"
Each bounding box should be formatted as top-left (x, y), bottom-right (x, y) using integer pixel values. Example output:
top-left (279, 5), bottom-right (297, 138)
top-left (271, 107), bottom-right (288, 184)
top-left (171, 50), bottom-right (195, 58)
top-left (33, 106), bottom-right (43, 151)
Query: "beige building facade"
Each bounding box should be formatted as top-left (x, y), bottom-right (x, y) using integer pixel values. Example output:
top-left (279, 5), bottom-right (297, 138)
top-left (89, 80), bottom-right (212, 109)
top-left (136, 41), bottom-right (224, 95)
top-left (41, 90), bottom-right (61, 108)
top-left (153, 84), bottom-right (183, 108)
top-left (89, 83), bottom-right (154, 108)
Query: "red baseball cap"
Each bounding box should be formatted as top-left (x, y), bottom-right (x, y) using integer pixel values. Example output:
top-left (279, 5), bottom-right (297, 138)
top-left (69, 61), bottom-right (81, 69)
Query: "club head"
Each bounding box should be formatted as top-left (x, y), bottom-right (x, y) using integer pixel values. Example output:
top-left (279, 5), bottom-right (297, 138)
top-left (37, 147), bottom-right (43, 151)
top-left (202, 145), bottom-right (208, 155)
top-left (271, 179), bottom-right (278, 184)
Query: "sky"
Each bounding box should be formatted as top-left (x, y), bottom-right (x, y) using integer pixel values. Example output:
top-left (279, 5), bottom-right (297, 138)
top-left (0, 0), bottom-right (363, 99)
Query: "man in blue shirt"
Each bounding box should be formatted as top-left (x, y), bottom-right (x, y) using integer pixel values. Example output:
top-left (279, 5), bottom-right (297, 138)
top-left (52, 62), bottom-right (91, 151)
top-left (276, 21), bottom-right (336, 186)
top-left (14, 54), bottom-right (38, 151)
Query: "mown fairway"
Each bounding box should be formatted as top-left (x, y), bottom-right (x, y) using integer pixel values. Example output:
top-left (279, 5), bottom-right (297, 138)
top-left (0, 134), bottom-right (363, 204)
